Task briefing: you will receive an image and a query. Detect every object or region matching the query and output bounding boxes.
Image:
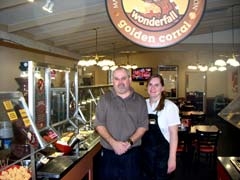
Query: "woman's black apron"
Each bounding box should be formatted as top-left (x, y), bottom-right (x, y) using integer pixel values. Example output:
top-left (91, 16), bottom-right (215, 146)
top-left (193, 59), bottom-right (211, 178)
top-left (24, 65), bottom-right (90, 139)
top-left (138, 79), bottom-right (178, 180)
top-left (141, 113), bottom-right (170, 180)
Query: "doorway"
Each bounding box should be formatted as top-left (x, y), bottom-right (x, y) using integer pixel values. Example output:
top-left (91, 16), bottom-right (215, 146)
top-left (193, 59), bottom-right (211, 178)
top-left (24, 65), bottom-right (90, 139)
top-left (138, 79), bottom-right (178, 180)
top-left (185, 72), bottom-right (206, 112)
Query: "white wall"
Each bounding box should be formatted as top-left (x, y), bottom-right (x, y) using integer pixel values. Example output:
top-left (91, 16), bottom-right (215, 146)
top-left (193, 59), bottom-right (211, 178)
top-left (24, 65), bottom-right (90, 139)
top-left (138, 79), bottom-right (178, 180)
top-left (116, 51), bottom-right (239, 99)
top-left (0, 46), bottom-right (239, 99)
top-left (0, 46), bottom-right (76, 91)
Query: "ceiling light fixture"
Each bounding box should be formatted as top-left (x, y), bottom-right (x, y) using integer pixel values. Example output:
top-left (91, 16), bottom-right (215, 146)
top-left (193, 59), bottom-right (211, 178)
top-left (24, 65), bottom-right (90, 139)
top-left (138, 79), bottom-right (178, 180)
top-left (198, 65), bottom-right (208, 72)
top-left (131, 64), bottom-right (138, 69)
top-left (187, 64), bottom-right (198, 70)
top-left (97, 41), bottom-right (115, 70)
top-left (42, 0), bottom-right (54, 13)
top-left (227, 5), bottom-right (240, 67)
top-left (208, 64), bottom-right (218, 72)
top-left (227, 55), bottom-right (240, 67)
top-left (102, 65), bottom-right (110, 71)
top-left (78, 28), bottom-right (115, 70)
top-left (188, 22), bottom-right (239, 73)
top-left (214, 59), bottom-right (227, 66)
top-left (209, 28), bottom-right (217, 72)
top-left (218, 66), bottom-right (227, 71)
top-left (119, 53), bottom-right (138, 70)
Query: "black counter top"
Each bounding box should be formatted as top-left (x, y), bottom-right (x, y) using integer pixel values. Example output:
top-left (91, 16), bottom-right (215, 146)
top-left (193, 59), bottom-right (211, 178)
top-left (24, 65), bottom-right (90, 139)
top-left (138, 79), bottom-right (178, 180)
top-left (217, 156), bottom-right (240, 180)
top-left (37, 132), bottom-right (100, 179)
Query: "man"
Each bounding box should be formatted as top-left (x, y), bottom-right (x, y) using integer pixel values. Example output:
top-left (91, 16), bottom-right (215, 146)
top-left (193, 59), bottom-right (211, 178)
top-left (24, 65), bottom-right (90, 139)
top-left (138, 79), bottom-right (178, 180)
top-left (94, 67), bottom-right (148, 180)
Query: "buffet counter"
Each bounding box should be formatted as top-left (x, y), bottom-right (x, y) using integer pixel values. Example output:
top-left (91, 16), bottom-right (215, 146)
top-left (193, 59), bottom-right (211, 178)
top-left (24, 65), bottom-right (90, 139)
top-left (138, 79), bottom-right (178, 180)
top-left (217, 156), bottom-right (240, 180)
top-left (37, 132), bottom-right (101, 180)
top-left (217, 95), bottom-right (240, 130)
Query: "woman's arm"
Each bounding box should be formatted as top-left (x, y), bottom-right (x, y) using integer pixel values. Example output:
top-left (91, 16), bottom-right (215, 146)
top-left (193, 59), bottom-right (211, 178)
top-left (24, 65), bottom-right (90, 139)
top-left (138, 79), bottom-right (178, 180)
top-left (167, 125), bottom-right (178, 173)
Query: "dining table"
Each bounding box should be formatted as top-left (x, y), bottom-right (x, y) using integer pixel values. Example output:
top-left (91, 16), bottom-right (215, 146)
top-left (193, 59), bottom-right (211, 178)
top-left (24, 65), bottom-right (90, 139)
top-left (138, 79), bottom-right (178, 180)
top-left (180, 111), bottom-right (206, 125)
top-left (190, 124), bottom-right (220, 133)
top-left (181, 111), bottom-right (205, 116)
top-left (177, 124), bottom-right (221, 165)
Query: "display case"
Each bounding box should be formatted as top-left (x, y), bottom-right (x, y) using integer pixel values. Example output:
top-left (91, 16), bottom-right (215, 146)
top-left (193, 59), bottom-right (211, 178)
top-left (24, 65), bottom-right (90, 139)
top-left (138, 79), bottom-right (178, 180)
top-left (0, 61), bottom-right (81, 179)
top-left (0, 91), bottom-right (46, 179)
top-left (1, 61), bottom-right (112, 179)
top-left (218, 95), bottom-right (240, 129)
top-left (78, 84), bottom-right (112, 128)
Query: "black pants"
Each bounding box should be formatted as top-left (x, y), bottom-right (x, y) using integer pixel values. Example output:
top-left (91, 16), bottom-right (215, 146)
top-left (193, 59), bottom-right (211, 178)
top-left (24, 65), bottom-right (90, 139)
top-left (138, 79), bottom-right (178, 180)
top-left (141, 145), bottom-right (170, 180)
top-left (96, 147), bottom-right (141, 180)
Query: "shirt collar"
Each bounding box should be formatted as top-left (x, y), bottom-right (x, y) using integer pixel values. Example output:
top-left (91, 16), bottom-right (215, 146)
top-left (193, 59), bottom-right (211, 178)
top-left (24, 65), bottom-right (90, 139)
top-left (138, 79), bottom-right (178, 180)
top-left (111, 87), bottom-right (134, 99)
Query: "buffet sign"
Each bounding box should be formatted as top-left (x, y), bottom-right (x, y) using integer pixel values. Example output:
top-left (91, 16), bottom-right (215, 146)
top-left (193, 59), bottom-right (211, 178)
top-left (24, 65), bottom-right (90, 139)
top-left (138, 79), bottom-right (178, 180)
top-left (106, 0), bottom-right (206, 48)
top-left (0, 92), bottom-right (46, 149)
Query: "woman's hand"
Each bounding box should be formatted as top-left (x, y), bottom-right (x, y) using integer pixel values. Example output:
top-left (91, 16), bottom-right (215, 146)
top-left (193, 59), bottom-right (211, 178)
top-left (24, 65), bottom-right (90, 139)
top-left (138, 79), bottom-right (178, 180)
top-left (167, 158), bottom-right (176, 174)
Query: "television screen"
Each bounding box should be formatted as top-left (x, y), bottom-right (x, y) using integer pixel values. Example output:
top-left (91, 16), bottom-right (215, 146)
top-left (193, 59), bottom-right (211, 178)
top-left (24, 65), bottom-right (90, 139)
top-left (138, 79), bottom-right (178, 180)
top-left (131, 67), bottom-right (152, 81)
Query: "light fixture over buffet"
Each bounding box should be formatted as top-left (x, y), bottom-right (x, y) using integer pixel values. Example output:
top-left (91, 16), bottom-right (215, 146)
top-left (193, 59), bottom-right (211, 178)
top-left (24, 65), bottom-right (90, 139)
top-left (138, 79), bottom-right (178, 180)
top-left (188, 5), bottom-right (240, 73)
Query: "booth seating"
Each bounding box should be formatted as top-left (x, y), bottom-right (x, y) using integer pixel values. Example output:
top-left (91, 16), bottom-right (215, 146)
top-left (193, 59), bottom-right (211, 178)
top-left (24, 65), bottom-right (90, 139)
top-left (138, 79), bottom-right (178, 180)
top-left (213, 94), bottom-right (228, 113)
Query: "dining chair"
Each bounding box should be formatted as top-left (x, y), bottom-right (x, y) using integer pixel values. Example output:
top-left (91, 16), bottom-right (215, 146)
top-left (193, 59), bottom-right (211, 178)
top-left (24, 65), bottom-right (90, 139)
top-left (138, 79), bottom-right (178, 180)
top-left (180, 103), bottom-right (196, 112)
top-left (195, 129), bottom-right (221, 167)
top-left (177, 129), bottom-right (190, 165)
top-left (177, 130), bottom-right (188, 153)
top-left (190, 113), bottom-right (206, 125)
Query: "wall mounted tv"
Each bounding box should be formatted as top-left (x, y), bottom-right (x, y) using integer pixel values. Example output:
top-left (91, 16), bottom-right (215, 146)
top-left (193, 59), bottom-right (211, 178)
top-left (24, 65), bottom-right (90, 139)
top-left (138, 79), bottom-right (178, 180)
top-left (131, 67), bottom-right (152, 81)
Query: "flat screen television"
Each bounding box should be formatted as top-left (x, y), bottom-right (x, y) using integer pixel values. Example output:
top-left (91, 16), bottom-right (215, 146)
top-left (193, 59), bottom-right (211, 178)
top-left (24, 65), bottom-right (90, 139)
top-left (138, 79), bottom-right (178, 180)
top-left (131, 67), bottom-right (152, 81)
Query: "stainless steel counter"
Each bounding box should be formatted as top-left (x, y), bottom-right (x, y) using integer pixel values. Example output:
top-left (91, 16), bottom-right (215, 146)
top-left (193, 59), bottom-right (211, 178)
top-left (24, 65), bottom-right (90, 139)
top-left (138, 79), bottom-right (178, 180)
top-left (37, 132), bottom-right (100, 179)
top-left (217, 156), bottom-right (240, 180)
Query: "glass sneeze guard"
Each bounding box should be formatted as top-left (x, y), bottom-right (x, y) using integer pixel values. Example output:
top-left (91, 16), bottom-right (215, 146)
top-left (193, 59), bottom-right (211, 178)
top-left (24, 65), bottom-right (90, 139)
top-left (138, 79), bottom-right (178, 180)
top-left (0, 91), bottom-right (46, 171)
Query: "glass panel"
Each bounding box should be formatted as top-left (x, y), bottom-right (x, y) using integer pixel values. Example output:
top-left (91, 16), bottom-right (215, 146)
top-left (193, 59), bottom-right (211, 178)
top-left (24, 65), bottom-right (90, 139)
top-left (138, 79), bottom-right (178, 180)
top-left (78, 87), bottom-right (100, 128)
top-left (218, 95), bottom-right (240, 129)
top-left (0, 92), bottom-right (45, 168)
top-left (51, 88), bottom-right (67, 123)
top-left (78, 85), bottom-right (112, 128)
top-left (34, 66), bottom-right (47, 130)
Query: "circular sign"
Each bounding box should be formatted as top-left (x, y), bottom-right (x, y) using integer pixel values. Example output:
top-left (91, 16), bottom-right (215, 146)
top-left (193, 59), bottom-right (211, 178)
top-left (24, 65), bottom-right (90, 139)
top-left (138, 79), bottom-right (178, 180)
top-left (106, 0), bottom-right (206, 48)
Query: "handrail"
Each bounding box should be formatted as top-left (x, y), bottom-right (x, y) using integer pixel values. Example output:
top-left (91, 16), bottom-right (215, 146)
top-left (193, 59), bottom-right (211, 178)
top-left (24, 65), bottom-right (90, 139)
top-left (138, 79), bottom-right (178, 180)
top-left (79, 84), bottom-right (112, 89)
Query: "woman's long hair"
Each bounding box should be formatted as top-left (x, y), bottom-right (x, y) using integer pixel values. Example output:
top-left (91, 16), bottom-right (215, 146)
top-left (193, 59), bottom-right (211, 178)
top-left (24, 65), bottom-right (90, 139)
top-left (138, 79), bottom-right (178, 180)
top-left (147, 74), bottom-right (166, 111)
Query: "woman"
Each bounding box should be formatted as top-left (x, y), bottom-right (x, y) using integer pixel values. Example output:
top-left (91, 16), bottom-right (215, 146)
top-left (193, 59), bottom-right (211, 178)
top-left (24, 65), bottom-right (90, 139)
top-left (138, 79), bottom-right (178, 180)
top-left (142, 74), bottom-right (180, 180)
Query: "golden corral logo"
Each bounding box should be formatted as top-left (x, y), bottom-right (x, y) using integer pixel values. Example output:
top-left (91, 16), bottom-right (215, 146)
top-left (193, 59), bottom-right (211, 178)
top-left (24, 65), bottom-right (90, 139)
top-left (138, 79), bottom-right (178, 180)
top-left (106, 0), bottom-right (206, 48)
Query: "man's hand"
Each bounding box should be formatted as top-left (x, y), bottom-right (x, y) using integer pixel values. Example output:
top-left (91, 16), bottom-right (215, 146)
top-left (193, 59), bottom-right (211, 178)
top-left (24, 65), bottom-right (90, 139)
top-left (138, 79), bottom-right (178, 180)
top-left (111, 141), bottom-right (131, 155)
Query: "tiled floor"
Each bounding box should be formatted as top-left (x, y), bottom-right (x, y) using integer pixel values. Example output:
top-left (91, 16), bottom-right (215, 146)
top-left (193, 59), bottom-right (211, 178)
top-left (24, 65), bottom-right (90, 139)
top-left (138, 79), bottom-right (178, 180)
top-left (171, 115), bottom-right (240, 180)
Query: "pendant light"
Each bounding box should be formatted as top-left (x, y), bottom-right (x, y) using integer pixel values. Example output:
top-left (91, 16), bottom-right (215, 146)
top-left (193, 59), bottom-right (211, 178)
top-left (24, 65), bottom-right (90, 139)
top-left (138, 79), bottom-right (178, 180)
top-left (227, 5), bottom-right (240, 67)
top-left (209, 29), bottom-right (217, 72)
top-left (187, 64), bottom-right (198, 70)
top-left (42, 0), bottom-right (54, 13)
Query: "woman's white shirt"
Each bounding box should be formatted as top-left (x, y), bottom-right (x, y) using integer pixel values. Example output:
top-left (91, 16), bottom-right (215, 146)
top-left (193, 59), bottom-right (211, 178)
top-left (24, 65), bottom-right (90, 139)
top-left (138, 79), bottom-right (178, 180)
top-left (146, 99), bottom-right (180, 142)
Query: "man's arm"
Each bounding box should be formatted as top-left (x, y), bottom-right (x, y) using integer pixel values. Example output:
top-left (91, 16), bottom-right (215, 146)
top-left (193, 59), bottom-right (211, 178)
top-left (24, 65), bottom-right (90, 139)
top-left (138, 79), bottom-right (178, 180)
top-left (128, 127), bottom-right (148, 146)
top-left (96, 125), bottom-right (130, 155)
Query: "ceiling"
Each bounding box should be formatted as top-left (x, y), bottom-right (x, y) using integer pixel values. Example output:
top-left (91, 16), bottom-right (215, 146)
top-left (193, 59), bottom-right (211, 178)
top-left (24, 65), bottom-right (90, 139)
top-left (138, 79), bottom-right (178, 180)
top-left (0, 0), bottom-right (240, 60)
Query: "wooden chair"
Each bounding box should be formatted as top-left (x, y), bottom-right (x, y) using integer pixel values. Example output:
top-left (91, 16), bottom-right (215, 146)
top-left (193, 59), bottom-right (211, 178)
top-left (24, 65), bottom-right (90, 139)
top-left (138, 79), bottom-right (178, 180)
top-left (195, 129), bottom-right (221, 166)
